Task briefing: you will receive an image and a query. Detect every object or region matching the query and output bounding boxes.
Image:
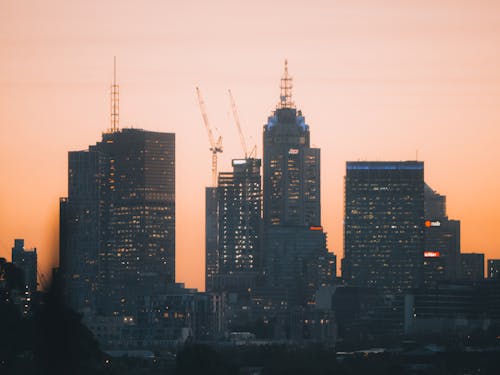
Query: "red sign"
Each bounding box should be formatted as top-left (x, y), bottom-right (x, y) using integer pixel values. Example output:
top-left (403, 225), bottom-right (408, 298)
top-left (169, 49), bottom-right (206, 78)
top-left (424, 251), bottom-right (441, 258)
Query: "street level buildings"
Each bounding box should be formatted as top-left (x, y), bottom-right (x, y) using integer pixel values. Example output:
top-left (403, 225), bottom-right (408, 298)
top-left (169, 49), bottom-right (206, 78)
top-left (11, 239), bottom-right (37, 293)
top-left (488, 259), bottom-right (500, 279)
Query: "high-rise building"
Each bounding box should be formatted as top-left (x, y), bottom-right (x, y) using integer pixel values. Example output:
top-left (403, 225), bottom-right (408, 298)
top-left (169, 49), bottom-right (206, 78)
top-left (205, 187), bottom-right (219, 292)
top-left (60, 128), bottom-right (175, 316)
top-left (214, 158), bottom-right (262, 291)
top-left (460, 253), bottom-right (484, 282)
top-left (262, 62), bottom-right (332, 306)
top-left (11, 239), bottom-right (37, 293)
top-left (59, 150), bottom-right (100, 312)
top-left (423, 184), bottom-right (461, 285)
top-left (343, 161), bottom-right (425, 291)
top-left (488, 259), bottom-right (500, 280)
top-left (263, 62), bottom-right (320, 228)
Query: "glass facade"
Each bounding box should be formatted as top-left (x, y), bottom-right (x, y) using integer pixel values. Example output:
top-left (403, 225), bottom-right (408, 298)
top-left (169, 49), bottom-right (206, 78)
top-left (343, 161), bottom-right (424, 291)
top-left (60, 128), bottom-right (175, 316)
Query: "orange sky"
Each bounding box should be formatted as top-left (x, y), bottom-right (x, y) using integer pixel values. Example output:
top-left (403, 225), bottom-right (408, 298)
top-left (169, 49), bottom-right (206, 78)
top-left (1, 0), bottom-right (500, 290)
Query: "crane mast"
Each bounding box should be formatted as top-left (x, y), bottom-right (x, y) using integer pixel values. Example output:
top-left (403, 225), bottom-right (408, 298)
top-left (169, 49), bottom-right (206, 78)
top-left (228, 89), bottom-right (249, 158)
top-left (228, 89), bottom-right (256, 158)
top-left (196, 87), bottom-right (223, 187)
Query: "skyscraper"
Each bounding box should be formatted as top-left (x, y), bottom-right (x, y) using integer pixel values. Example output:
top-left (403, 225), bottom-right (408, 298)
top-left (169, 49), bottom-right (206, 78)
top-left (423, 184), bottom-right (461, 285)
top-left (97, 129), bottom-right (175, 316)
top-left (60, 128), bottom-right (175, 316)
top-left (59, 149), bottom-right (100, 312)
top-left (205, 186), bottom-right (218, 292)
top-left (343, 161), bottom-right (425, 290)
top-left (262, 62), bottom-right (332, 306)
top-left (263, 62), bottom-right (320, 228)
top-left (214, 158), bottom-right (262, 291)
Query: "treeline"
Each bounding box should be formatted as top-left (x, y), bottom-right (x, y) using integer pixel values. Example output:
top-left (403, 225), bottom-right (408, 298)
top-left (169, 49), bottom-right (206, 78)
top-left (0, 261), bottom-right (102, 375)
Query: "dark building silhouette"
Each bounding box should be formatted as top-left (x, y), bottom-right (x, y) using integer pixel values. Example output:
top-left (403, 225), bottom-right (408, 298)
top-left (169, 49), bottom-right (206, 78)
top-left (404, 280), bottom-right (500, 336)
top-left (423, 184), bottom-right (461, 285)
top-left (488, 259), bottom-right (500, 279)
top-left (59, 150), bottom-right (100, 312)
top-left (343, 161), bottom-right (424, 291)
top-left (331, 286), bottom-right (405, 342)
top-left (460, 253), bottom-right (484, 282)
top-left (205, 187), bottom-right (218, 292)
top-left (60, 128), bottom-right (175, 316)
top-left (262, 61), bottom-right (332, 306)
top-left (11, 239), bottom-right (37, 293)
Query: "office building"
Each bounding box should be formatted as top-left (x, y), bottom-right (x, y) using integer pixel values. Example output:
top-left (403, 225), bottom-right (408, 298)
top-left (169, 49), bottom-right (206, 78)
top-left (423, 184), bottom-right (461, 285)
top-left (60, 128), bottom-right (175, 316)
top-left (263, 62), bottom-right (320, 228)
top-left (59, 150), bottom-right (100, 312)
top-left (343, 161), bottom-right (425, 290)
top-left (265, 225), bottom-right (332, 305)
top-left (205, 187), bottom-right (219, 292)
top-left (214, 158), bottom-right (262, 291)
top-left (460, 253), bottom-right (484, 282)
top-left (11, 239), bottom-right (37, 293)
top-left (488, 259), bottom-right (500, 280)
top-left (262, 61), bottom-right (331, 306)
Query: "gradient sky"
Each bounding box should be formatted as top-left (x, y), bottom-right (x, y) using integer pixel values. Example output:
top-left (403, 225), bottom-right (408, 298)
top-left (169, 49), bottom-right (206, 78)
top-left (1, 0), bottom-right (500, 290)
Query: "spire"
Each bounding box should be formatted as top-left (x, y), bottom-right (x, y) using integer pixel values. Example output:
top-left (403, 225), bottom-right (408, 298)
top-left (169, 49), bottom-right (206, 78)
top-left (109, 56), bottom-right (119, 133)
top-left (278, 59), bottom-right (295, 109)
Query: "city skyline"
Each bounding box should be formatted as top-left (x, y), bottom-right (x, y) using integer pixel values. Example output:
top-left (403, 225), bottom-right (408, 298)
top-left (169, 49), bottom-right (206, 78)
top-left (2, 0), bottom-right (500, 290)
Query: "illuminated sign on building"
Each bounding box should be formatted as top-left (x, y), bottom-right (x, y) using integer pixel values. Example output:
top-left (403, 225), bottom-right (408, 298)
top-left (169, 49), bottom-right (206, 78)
top-left (288, 148), bottom-right (299, 155)
top-left (424, 251), bottom-right (441, 258)
top-left (309, 226), bottom-right (323, 231)
top-left (232, 160), bottom-right (247, 165)
top-left (425, 220), bottom-right (441, 228)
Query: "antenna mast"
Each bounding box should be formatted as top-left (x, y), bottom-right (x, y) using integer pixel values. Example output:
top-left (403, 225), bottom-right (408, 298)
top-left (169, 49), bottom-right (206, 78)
top-left (110, 56), bottom-right (119, 133)
top-left (278, 59), bottom-right (295, 109)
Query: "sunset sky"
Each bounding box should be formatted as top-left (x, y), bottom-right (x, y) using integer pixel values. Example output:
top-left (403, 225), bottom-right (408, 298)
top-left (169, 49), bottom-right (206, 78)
top-left (1, 0), bottom-right (500, 290)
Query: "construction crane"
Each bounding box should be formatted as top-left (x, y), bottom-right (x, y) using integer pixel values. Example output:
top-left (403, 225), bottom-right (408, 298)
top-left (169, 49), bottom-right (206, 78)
top-left (228, 89), bottom-right (256, 158)
top-left (196, 87), bottom-right (223, 187)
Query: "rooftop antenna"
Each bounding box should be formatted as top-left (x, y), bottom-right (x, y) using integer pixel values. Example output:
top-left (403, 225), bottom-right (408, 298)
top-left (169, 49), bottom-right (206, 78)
top-left (278, 59), bottom-right (295, 109)
top-left (110, 56), bottom-right (119, 133)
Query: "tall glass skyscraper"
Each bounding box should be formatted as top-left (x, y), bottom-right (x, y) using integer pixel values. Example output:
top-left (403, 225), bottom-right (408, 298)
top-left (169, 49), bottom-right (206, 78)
top-left (210, 158), bottom-right (262, 292)
top-left (218, 159), bottom-right (261, 274)
top-left (60, 128), bottom-right (175, 316)
top-left (263, 62), bottom-right (320, 228)
top-left (262, 62), bottom-right (331, 306)
top-left (343, 161), bottom-right (425, 291)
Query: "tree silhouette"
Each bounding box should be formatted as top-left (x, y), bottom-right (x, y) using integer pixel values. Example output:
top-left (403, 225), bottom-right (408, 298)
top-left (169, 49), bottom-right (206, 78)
top-left (32, 277), bottom-right (102, 375)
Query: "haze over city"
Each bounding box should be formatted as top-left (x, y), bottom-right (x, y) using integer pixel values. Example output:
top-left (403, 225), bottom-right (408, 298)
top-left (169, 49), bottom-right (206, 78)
top-left (1, 0), bottom-right (500, 291)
